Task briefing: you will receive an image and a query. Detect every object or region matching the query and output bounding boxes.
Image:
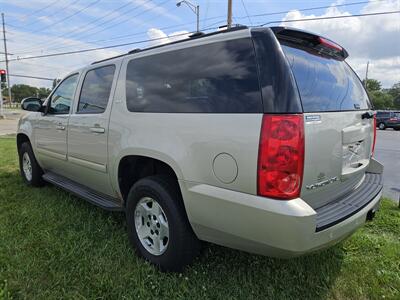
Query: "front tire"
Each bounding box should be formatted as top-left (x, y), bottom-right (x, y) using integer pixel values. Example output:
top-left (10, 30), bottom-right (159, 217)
top-left (126, 175), bottom-right (201, 272)
top-left (18, 142), bottom-right (44, 187)
top-left (378, 122), bottom-right (386, 130)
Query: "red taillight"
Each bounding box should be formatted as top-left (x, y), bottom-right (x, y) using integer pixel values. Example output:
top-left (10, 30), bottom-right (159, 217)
top-left (257, 114), bottom-right (304, 200)
top-left (318, 37), bottom-right (343, 52)
top-left (372, 114), bottom-right (377, 156)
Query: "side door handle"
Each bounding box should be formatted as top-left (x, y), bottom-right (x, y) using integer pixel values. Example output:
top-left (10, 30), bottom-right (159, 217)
top-left (90, 127), bottom-right (105, 134)
top-left (56, 123), bottom-right (66, 131)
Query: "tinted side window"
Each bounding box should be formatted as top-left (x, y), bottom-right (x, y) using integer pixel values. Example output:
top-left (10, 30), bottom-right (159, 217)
top-left (48, 74), bottom-right (79, 114)
top-left (281, 44), bottom-right (371, 112)
top-left (251, 29), bottom-right (302, 113)
top-left (78, 65), bottom-right (115, 114)
top-left (126, 38), bottom-right (262, 113)
top-left (377, 112), bottom-right (390, 118)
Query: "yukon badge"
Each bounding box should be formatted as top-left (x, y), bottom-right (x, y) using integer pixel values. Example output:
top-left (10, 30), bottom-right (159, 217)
top-left (306, 174), bottom-right (338, 190)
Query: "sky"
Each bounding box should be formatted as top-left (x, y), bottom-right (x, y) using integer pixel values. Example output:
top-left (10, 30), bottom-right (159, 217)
top-left (0, 0), bottom-right (399, 89)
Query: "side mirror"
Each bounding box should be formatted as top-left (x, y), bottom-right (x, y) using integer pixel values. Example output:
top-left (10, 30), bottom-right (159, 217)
top-left (21, 97), bottom-right (43, 112)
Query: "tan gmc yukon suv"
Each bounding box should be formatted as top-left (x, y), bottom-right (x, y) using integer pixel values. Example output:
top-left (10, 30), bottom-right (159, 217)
top-left (17, 26), bottom-right (384, 271)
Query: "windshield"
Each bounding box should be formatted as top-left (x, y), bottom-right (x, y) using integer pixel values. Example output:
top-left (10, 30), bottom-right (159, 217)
top-left (281, 44), bottom-right (371, 112)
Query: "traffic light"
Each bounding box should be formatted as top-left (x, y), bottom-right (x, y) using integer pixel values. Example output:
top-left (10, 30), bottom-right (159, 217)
top-left (0, 69), bottom-right (6, 83)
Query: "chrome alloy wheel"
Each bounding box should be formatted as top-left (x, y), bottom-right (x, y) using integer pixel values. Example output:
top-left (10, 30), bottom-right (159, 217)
top-left (134, 197), bottom-right (169, 256)
top-left (22, 152), bottom-right (32, 181)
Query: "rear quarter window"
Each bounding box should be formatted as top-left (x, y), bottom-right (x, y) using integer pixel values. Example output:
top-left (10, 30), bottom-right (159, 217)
top-left (78, 65), bottom-right (115, 114)
top-left (281, 44), bottom-right (371, 112)
top-left (125, 38), bottom-right (263, 113)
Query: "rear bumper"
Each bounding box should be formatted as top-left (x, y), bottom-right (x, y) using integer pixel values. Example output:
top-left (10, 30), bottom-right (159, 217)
top-left (181, 173), bottom-right (383, 258)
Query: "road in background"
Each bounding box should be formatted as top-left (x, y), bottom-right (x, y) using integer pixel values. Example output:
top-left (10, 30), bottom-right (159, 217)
top-left (0, 110), bottom-right (22, 136)
top-left (374, 129), bottom-right (400, 201)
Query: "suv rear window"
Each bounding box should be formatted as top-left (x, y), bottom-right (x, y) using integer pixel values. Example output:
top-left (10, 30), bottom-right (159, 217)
top-left (281, 44), bottom-right (371, 112)
top-left (125, 38), bottom-right (262, 113)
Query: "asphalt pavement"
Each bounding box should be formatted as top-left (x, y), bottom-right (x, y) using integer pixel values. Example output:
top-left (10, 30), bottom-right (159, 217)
top-left (374, 129), bottom-right (400, 201)
top-left (0, 110), bottom-right (22, 136)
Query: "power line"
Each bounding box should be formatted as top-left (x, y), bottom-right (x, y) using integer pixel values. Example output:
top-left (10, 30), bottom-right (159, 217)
top-left (28, 18), bottom-right (226, 54)
top-left (28, 0), bottom-right (102, 35)
top-left (202, 0), bottom-right (210, 28)
top-left (74, 0), bottom-right (171, 40)
top-left (9, 0), bottom-right (80, 30)
top-left (12, 0), bottom-right (159, 54)
top-left (1, 30), bottom-right (199, 63)
top-left (249, 0), bottom-right (384, 19)
top-left (57, 0), bottom-right (136, 40)
top-left (2, 9), bottom-right (399, 64)
top-left (11, 0), bottom-right (382, 56)
top-left (240, 0), bottom-right (253, 26)
top-left (260, 10), bottom-right (400, 26)
top-left (9, 74), bottom-right (54, 81)
top-left (18, 0), bottom-right (61, 21)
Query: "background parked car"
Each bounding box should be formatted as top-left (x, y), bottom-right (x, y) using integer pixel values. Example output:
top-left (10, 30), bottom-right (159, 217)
top-left (376, 111), bottom-right (400, 130)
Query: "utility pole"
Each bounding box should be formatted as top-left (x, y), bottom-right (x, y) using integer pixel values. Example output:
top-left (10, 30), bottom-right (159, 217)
top-left (364, 61), bottom-right (369, 90)
top-left (227, 0), bottom-right (233, 29)
top-left (0, 79), bottom-right (3, 119)
top-left (2, 13), bottom-right (12, 104)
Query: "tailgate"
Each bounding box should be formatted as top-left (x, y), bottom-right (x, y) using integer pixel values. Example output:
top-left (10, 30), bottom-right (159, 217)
top-left (278, 29), bottom-right (374, 209)
top-left (302, 111), bottom-right (374, 208)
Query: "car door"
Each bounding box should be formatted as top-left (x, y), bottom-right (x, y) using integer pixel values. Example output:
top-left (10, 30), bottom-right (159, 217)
top-left (67, 64), bottom-right (118, 196)
top-left (35, 73), bottom-right (79, 173)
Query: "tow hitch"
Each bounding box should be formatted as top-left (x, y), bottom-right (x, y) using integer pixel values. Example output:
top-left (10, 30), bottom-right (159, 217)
top-left (366, 209), bottom-right (376, 221)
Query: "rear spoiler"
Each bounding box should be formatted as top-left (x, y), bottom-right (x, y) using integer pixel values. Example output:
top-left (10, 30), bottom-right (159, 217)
top-left (271, 26), bottom-right (349, 60)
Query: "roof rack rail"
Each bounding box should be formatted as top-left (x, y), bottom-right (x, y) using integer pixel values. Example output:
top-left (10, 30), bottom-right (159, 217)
top-left (189, 31), bottom-right (205, 38)
top-left (91, 25), bottom-right (248, 65)
top-left (128, 48), bottom-right (141, 54)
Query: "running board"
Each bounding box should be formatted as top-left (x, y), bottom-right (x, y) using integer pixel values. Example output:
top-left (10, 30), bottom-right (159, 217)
top-left (42, 172), bottom-right (123, 211)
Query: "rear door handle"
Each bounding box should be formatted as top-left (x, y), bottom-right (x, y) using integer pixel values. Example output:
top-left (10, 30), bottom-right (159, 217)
top-left (90, 127), bottom-right (105, 134)
top-left (56, 123), bottom-right (66, 131)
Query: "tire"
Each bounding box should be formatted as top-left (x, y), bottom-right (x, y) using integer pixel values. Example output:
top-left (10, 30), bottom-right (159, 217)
top-left (378, 122), bottom-right (386, 130)
top-left (126, 175), bottom-right (201, 272)
top-left (18, 142), bottom-right (44, 187)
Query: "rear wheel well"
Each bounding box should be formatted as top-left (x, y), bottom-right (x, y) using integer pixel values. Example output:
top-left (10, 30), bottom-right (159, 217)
top-left (118, 156), bottom-right (180, 204)
top-left (17, 134), bottom-right (31, 153)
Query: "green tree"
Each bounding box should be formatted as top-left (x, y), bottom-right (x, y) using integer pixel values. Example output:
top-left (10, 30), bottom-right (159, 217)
top-left (362, 78), bottom-right (397, 109)
top-left (37, 87), bottom-right (52, 99)
top-left (52, 78), bottom-right (61, 89)
top-left (10, 84), bottom-right (37, 103)
top-left (388, 82), bottom-right (400, 109)
top-left (369, 90), bottom-right (394, 109)
top-left (2, 84), bottom-right (52, 103)
top-left (363, 78), bottom-right (382, 91)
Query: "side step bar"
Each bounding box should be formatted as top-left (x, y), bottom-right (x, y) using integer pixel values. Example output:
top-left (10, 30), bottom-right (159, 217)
top-left (42, 172), bottom-right (123, 211)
